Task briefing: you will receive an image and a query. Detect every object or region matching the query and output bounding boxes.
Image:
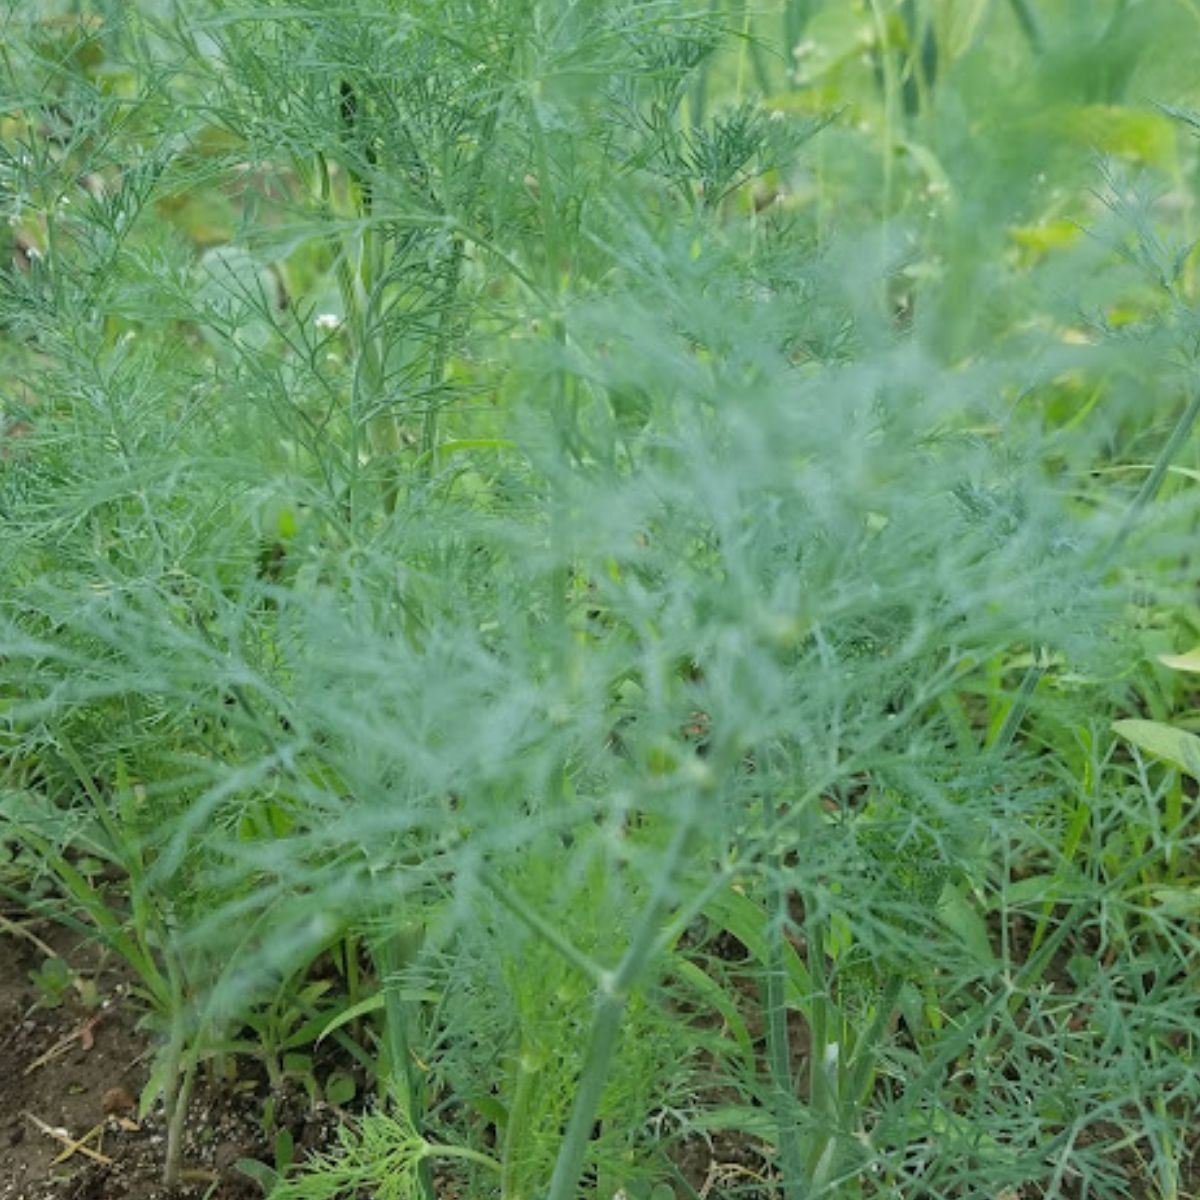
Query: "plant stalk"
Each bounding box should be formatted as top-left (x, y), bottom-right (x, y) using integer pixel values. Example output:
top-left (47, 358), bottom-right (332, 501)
top-left (1006, 0), bottom-right (1045, 53)
top-left (763, 778), bottom-right (806, 1200)
top-left (500, 1043), bottom-right (541, 1200)
top-left (163, 1054), bottom-right (196, 1188)
top-left (544, 821), bottom-right (693, 1200)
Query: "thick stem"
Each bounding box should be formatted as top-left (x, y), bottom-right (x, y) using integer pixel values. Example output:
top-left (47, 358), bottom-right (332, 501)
top-left (544, 823), bottom-right (693, 1200)
top-left (782, 0), bottom-right (813, 62)
top-left (500, 1044), bottom-right (541, 1200)
top-left (1006, 0), bottom-right (1045, 53)
top-left (689, 0), bottom-right (721, 124)
top-left (763, 781), bottom-right (806, 1200)
top-left (545, 991), bottom-right (625, 1200)
top-left (867, 0), bottom-right (898, 214)
top-left (162, 1048), bottom-right (196, 1187)
top-left (803, 919), bottom-right (836, 1182)
top-left (159, 952), bottom-right (190, 1188)
top-left (1107, 390), bottom-right (1200, 563)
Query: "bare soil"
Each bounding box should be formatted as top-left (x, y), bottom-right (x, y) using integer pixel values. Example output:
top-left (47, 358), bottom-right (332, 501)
top-left (0, 921), bottom-right (332, 1200)
top-left (5, 916), bottom-right (1196, 1200)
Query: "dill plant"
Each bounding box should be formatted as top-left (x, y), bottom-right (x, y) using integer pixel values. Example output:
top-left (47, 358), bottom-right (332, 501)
top-left (2, 2), bottom-right (1200, 1199)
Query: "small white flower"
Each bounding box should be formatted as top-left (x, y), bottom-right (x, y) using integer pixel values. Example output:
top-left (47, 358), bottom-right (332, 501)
top-left (314, 312), bottom-right (342, 331)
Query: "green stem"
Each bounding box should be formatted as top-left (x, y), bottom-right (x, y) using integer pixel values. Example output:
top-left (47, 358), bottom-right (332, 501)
top-left (289, 160), bottom-right (389, 522)
top-left (545, 992), bottom-right (625, 1200)
top-left (690, 0), bottom-right (720, 125)
top-left (526, 95), bottom-right (564, 298)
top-left (163, 1054), bottom-right (196, 1188)
top-left (501, 1044), bottom-right (541, 1200)
top-left (333, 85), bottom-right (400, 515)
top-left (803, 919), bottom-right (837, 1183)
top-left (730, 0), bottom-right (771, 99)
top-left (544, 823), bottom-right (693, 1200)
top-left (1107, 389), bottom-right (1200, 563)
top-left (425, 1141), bottom-right (503, 1173)
top-left (867, 0), bottom-right (898, 214)
top-left (343, 931), bottom-right (362, 1039)
top-left (782, 0), bottom-right (813, 64)
top-left (160, 994), bottom-right (194, 1188)
top-left (1006, 0), bottom-right (1045, 53)
top-left (373, 933), bottom-right (413, 1112)
top-left (763, 782), bottom-right (805, 1200)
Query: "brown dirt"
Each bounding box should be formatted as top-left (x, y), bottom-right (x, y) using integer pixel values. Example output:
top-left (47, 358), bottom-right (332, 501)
top-left (5, 914), bottom-right (1196, 1200)
top-left (0, 921), bottom-right (333, 1200)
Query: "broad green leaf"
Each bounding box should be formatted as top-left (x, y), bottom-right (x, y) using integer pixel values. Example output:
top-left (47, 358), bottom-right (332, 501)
top-left (1149, 887), bottom-right (1200, 918)
top-left (1003, 873), bottom-right (1062, 906)
top-left (139, 1049), bottom-right (172, 1120)
top-left (1157, 648), bottom-right (1200, 673)
top-left (671, 957), bottom-right (756, 1075)
top-left (317, 987), bottom-right (438, 1043)
top-left (318, 992), bottom-right (384, 1041)
top-left (194, 245), bottom-right (280, 349)
top-left (234, 1158), bottom-right (278, 1194)
top-left (937, 882), bottom-right (996, 966)
top-left (1112, 719), bottom-right (1200, 778)
top-left (701, 887), bottom-right (813, 1015)
top-left (899, 140), bottom-right (952, 199)
top-left (274, 1128), bottom-right (295, 1173)
top-left (684, 1104), bottom-right (777, 1137)
top-left (1010, 219), bottom-right (1081, 258)
top-left (324, 1071), bottom-right (357, 1106)
top-left (469, 1093), bottom-right (509, 1126)
top-left (283, 1053), bottom-right (314, 1077)
top-left (932, 0), bottom-right (991, 61)
top-left (1061, 105), bottom-right (1177, 168)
